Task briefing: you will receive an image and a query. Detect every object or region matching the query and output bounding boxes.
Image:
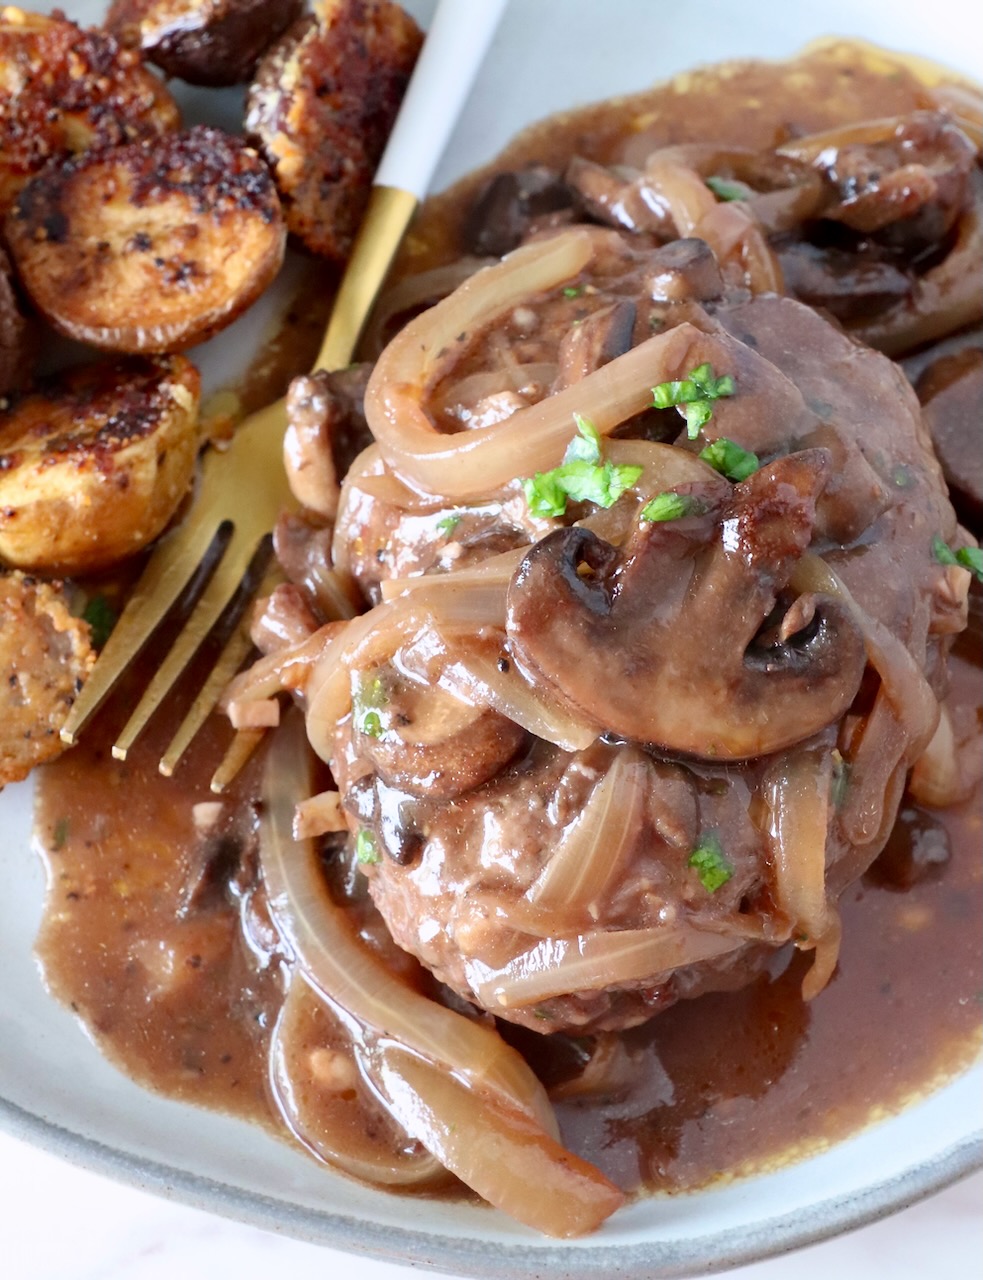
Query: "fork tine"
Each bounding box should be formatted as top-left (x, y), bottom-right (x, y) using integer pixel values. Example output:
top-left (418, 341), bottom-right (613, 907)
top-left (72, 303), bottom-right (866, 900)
top-left (158, 623), bottom-right (255, 777)
top-left (59, 512), bottom-right (223, 746)
top-left (111, 525), bottom-right (267, 760)
top-left (159, 561), bottom-right (283, 776)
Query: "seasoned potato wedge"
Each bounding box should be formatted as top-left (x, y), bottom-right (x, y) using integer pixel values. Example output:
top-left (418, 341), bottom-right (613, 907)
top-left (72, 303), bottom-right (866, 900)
top-left (106, 0), bottom-right (303, 87)
top-left (0, 570), bottom-right (95, 786)
top-left (0, 355), bottom-right (200, 574)
top-left (245, 0), bottom-right (422, 261)
top-left (4, 126), bottom-right (286, 353)
top-left (0, 5), bottom-right (179, 217)
top-left (0, 244), bottom-right (31, 394)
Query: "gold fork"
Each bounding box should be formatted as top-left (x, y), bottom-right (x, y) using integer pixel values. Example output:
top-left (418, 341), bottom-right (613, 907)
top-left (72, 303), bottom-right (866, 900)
top-left (59, 0), bottom-right (508, 786)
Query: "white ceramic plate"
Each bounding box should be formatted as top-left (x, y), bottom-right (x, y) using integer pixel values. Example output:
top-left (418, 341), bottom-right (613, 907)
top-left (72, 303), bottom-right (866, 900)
top-left (2, 2), bottom-right (981, 1276)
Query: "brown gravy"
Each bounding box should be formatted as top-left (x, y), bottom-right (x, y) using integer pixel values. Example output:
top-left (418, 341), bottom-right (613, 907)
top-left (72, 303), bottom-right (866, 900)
top-left (31, 39), bottom-right (983, 1204)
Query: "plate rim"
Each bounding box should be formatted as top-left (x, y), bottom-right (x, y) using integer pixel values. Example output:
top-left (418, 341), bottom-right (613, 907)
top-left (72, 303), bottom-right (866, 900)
top-left (2, 1086), bottom-right (980, 1278)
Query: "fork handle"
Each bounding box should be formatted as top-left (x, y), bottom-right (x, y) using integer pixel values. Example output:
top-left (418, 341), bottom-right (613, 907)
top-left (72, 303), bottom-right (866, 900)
top-left (375, 0), bottom-right (509, 198)
top-left (315, 0), bottom-right (509, 371)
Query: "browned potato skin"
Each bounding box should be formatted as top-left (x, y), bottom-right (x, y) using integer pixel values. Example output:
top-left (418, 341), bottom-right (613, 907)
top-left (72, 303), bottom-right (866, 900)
top-left (0, 244), bottom-right (31, 394)
top-left (0, 355), bottom-right (201, 574)
top-left (0, 6), bottom-right (179, 218)
top-left (4, 126), bottom-right (286, 353)
top-left (245, 0), bottom-right (422, 262)
top-left (0, 570), bottom-right (95, 786)
top-left (106, 0), bottom-right (304, 87)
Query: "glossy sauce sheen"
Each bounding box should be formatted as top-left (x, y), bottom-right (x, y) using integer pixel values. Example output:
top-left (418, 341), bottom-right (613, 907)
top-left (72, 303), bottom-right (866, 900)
top-left (34, 41), bottom-right (983, 1200)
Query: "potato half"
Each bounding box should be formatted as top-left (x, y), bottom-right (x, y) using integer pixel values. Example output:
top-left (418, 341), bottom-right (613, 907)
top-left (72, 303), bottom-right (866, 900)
top-left (0, 355), bottom-right (201, 574)
top-left (4, 126), bottom-right (286, 353)
top-left (0, 570), bottom-right (95, 786)
top-left (0, 6), bottom-right (179, 217)
top-left (106, 0), bottom-right (303, 87)
top-left (245, 0), bottom-right (422, 262)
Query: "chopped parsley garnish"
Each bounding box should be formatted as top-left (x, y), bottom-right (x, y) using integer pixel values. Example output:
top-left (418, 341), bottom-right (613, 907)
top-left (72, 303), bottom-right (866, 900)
top-left (82, 595), bottom-right (117, 649)
top-left (563, 285), bottom-right (584, 298)
top-left (353, 673), bottom-right (387, 738)
top-left (436, 513), bottom-right (462, 537)
top-left (688, 833), bottom-right (733, 892)
top-left (933, 536), bottom-right (983, 582)
top-left (698, 437), bottom-right (759, 482)
top-left (831, 750), bottom-right (850, 811)
top-left (355, 830), bottom-right (381, 865)
top-left (639, 491), bottom-right (704, 523)
top-left (652, 363), bottom-right (736, 440)
top-left (705, 175), bottom-right (748, 202)
top-left (523, 415), bottom-right (642, 518)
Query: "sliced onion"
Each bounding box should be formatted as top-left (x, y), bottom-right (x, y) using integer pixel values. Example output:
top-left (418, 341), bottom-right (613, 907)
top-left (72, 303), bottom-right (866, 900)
top-left (790, 553), bottom-right (939, 752)
top-left (269, 978), bottom-right (445, 1186)
top-left (761, 745), bottom-right (832, 946)
top-left (528, 749), bottom-right (648, 914)
top-left (909, 705), bottom-right (965, 807)
top-left (436, 646), bottom-right (597, 752)
top-left (362, 256), bottom-right (491, 357)
top-left (839, 689), bottom-right (912, 851)
top-left (379, 547), bottom-right (526, 601)
top-left (364, 229), bottom-right (706, 497)
top-left (369, 1046), bottom-right (624, 1238)
top-left (800, 908), bottom-right (842, 1002)
top-left (260, 712), bottom-right (558, 1135)
top-left (228, 697), bottom-right (280, 730)
top-left (761, 744), bottom-right (844, 998)
top-left (293, 789), bottom-right (347, 839)
top-left (465, 925), bottom-right (742, 1010)
top-left (220, 624), bottom-right (342, 715)
top-left (304, 581), bottom-right (510, 762)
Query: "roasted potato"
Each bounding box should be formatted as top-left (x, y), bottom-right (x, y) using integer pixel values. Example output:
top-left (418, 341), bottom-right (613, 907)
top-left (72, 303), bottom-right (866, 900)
top-left (0, 5), bottom-right (179, 217)
top-left (4, 126), bottom-right (286, 353)
top-left (106, 0), bottom-right (304, 87)
top-left (0, 570), bottom-right (95, 786)
top-left (0, 355), bottom-right (200, 574)
top-left (0, 244), bottom-right (31, 394)
top-left (245, 0), bottom-right (422, 262)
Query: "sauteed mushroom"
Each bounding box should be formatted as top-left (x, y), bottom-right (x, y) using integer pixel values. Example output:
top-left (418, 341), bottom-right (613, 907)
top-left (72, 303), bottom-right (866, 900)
top-left (507, 450), bottom-right (867, 760)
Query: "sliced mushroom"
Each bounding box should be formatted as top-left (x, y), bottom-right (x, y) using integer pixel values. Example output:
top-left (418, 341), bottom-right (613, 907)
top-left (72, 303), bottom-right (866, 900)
top-left (646, 238), bottom-right (724, 303)
top-left (552, 299), bottom-right (636, 390)
top-left (506, 450), bottom-right (867, 760)
top-left (462, 166), bottom-right (574, 258)
top-left (564, 156), bottom-right (674, 238)
top-left (780, 111), bottom-right (977, 254)
top-left (353, 667), bottom-right (526, 800)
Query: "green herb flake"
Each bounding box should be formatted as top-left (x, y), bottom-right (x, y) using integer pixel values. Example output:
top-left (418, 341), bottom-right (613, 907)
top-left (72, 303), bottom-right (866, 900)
top-left (831, 749), bottom-right (851, 810)
top-left (565, 414), bottom-right (603, 464)
top-left (705, 174), bottom-right (749, 201)
top-left (523, 416), bottom-right (642, 518)
top-left (651, 363), bottom-right (736, 439)
top-left (639, 491), bottom-right (703, 523)
top-left (353, 673), bottom-right (387, 738)
top-left (82, 595), bottom-right (117, 649)
top-left (698, 437), bottom-right (759, 482)
top-left (563, 285), bottom-right (584, 298)
top-left (933, 536), bottom-right (983, 582)
top-left (52, 817), bottom-right (70, 851)
top-left (688, 833), bottom-right (733, 893)
top-left (436, 513), bottom-right (462, 537)
top-left (355, 829), bottom-right (381, 865)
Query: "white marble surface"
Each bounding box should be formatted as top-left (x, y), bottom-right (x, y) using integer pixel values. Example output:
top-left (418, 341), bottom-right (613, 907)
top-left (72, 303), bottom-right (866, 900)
top-left (1, 1131), bottom-right (979, 1280)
